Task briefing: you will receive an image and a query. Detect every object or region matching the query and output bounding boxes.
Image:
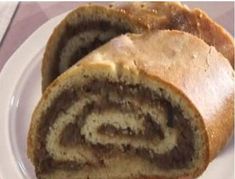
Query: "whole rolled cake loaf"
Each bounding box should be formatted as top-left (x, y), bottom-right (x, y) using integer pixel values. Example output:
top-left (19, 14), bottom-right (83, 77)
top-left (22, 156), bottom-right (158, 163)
top-left (41, 2), bottom-right (234, 91)
top-left (28, 30), bottom-right (234, 179)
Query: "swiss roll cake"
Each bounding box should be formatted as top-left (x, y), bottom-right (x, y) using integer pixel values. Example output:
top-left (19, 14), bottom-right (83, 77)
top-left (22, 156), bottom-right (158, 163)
top-left (28, 30), bottom-right (234, 179)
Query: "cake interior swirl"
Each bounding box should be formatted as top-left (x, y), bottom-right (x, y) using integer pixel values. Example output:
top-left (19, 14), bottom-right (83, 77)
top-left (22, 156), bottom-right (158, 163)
top-left (57, 20), bottom-right (134, 75)
top-left (37, 81), bottom-right (196, 173)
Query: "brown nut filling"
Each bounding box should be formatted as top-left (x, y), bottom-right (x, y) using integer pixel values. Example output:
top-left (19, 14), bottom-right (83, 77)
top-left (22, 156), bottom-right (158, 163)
top-left (35, 81), bottom-right (194, 175)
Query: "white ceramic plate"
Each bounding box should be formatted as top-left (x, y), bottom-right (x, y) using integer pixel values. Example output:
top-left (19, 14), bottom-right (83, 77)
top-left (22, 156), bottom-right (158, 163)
top-left (0, 9), bottom-right (234, 179)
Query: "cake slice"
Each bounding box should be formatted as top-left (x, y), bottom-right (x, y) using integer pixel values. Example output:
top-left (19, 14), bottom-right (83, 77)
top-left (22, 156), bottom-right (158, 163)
top-left (28, 30), bottom-right (234, 179)
top-left (41, 3), bottom-right (152, 91)
top-left (41, 2), bottom-right (234, 91)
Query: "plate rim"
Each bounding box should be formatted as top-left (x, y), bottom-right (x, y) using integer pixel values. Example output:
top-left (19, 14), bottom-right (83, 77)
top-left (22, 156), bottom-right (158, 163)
top-left (0, 11), bottom-right (68, 179)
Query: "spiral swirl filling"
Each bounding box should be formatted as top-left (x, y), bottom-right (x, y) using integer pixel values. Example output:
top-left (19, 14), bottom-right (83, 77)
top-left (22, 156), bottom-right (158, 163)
top-left (35, 80), bottom-right (195, 174)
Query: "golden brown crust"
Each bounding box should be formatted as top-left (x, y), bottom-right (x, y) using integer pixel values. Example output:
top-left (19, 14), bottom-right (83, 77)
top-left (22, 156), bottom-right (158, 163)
top-left (29, 30), bottom-right (233, 178)
top-left (129, 2), bottom-right (234, 66)
top-left (191, 8), bottom-right (234, 67)
top-left (113, 2), bottom-right (235, 64)
top-left (42, 2), bottom-right (234, 92)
